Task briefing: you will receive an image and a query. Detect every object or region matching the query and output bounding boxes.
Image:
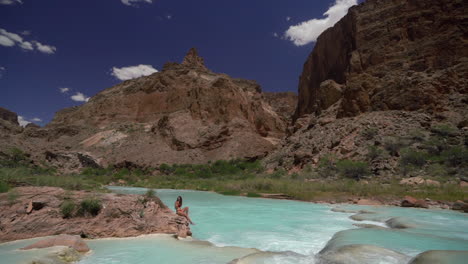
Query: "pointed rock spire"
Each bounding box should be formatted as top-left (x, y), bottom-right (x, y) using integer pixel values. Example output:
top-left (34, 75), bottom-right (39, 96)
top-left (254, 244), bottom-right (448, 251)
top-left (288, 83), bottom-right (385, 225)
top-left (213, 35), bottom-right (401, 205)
top-left (181, 48), bottom-right (208, 71)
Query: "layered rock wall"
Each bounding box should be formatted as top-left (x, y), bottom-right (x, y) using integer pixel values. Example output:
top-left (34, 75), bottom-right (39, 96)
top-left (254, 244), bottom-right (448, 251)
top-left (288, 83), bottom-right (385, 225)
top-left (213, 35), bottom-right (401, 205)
top-left (294, 0), bottom-right (468, 120)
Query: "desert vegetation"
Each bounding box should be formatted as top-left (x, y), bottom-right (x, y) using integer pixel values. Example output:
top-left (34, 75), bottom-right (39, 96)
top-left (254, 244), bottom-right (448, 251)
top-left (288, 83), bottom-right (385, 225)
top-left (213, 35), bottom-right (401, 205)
top-left (0, 127), bottom-right (466, 204)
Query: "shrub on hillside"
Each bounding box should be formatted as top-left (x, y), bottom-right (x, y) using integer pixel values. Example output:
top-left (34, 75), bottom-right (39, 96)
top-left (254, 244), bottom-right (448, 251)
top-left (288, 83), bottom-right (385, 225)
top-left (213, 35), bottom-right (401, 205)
top-left (0, 148), bottom-right (30, 168)
top-left (366, 146), bottom-right (385, 161)
top-left (0, 181), bottom-right (9, 193)
top-left (336, 160), bottom-right (370, 180)
top-left (78, 198), bottom-right (102, 217)
top-left (400, 148), bottom-right (428, 168)
top-left (441, 147), bottom-right (468, 167)
top-left (362, 127), bottom-right (379, 140)
top-left (60, 200), bottom-right (76, 218)
top-left (318, 155), bottom-right (336, 177)
top-left (145, 188), bottom-right (156, 198)
top-left (383, 137), bottom-right (405, 156)
top-left (431, 124), bottom-right (458, 137)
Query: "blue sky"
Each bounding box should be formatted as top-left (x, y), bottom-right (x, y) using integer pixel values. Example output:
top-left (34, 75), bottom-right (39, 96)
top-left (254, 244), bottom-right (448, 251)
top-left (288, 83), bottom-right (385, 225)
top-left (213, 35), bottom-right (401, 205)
top-left (0, 0), bottom-right (359, 126)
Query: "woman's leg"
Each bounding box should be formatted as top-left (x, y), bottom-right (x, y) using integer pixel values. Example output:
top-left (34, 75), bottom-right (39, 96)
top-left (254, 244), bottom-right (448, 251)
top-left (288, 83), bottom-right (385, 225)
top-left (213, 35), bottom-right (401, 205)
top-left (183, 206), bottom-right (189, 214)
top-left (177, 211), bottom-right (194, 225)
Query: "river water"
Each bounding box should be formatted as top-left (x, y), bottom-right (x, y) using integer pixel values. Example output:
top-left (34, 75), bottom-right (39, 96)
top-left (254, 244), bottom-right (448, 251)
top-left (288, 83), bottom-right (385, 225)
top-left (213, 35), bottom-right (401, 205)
top-left (1, 187), bottom-right (467, 263)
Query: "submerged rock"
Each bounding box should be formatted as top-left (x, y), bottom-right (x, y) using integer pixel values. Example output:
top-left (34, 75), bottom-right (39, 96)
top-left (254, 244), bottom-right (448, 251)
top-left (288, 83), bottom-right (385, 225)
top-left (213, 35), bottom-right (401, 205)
top-left (31, 247), bottom-right (82, 264)
top-left (385, 217), bottom-right (416, 229)
top-left (22, 235), bottom-right (90, 252)
top-left (409, 250), bottom-right (468, 264)
top-left (318, 244), bottom-right (410, 264)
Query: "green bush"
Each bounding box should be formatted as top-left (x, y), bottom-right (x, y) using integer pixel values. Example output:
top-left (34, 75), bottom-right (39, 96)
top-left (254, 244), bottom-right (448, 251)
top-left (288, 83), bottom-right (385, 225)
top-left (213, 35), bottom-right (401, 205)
top-left (383, 137), bottom-right (405, 156)
top-left (422, 136), bottom-right (448, 156)
top-left (159, 164), bottom-right (174, 174)
top-left (60, 200), bottom-right (76, 218)
top-left (431, 124), bottom-right (458, 137)
top-left (318, 155), bottom-right (336, 177)
top-left (247, 192), bottom-right (262, 197)
top-left (336, 160), bottom-right (370, 180)
top-left (7, 190), bottom-right (19, 205)
top-left (78, 198), bottom-right (102, 216)
top-left (408, 130), bottom-right (426, 142)
top-left (145, 188), bottom-right (156, 198)
top-left (0, 181), bottom-right (9, 193)
top-left (400, 148), bottom-right (428, 168)
top-left (441, 147), bottom-right (468, 167)
top-left (366, 146), bottom-right (385, 161)
top-left (0, 148), bottom-right (30, 168)
top-left (362, 127), bottom-right (378, 140)
top-left (269, 169), bottom-right (286, 179)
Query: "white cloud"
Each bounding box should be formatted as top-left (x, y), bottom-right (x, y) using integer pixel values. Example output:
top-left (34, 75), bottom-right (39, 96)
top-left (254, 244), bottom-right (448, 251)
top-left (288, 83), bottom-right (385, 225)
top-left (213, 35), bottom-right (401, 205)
top-left (111, 64), bottom-right (158, 81)
top-left (285, 0), bottom-right (357, 46)
top-left (0, 0), bottom-right (23, 5)
top-left (273, 32), bottom-right (279, 38)
top-left (18, 116), bottom-right (30, 127)
top-left (0, 29), bottom-right (23, 42)
top-left (121, 0), bottom-right (152, 6)
top-left (34, 41), bottom-right (56, 54)
top-left (31, 117), bottom-right (42, 122)
top-left (71, 92), bottom-right (90, 102)
top-left (21, 30), bottom-right (31, 36)
top-left (0, 28), bottom-right (57, 53)
top-left (59, 87), bottom-right (70, 93)
top-left (19, 41), bottom-right (33, 50)
top-left (0, 35), bottom-right (15, 47)
top-left (286, 16), bottom-right (291, 21)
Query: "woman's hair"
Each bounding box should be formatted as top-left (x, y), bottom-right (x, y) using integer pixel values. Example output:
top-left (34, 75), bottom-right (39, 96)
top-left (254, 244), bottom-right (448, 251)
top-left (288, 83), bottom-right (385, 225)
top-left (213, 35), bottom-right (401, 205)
top-left (177, 196), bottom-right (183, 206)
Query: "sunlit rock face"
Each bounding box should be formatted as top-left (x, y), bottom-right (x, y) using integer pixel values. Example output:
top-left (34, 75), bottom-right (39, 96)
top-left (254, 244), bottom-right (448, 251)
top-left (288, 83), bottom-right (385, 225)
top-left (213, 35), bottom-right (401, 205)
top-left (1, 49), bottom-right (295, 170)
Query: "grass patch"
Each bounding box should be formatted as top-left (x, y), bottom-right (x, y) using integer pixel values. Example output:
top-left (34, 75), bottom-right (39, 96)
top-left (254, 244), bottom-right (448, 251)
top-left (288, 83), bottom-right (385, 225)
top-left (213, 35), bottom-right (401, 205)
top-left (0, 181), bottom-right (10, 193)
top-left (60, 200), bottom-right (76, 218)
top-left (78, 198), bottom-right (102, 217)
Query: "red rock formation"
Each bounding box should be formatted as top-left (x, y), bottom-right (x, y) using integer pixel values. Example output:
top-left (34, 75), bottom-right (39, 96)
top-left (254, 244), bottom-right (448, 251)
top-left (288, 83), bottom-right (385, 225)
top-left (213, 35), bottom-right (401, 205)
top-left (36, 48), bottom-right (289, 168)
top-left (0, 187), bottom-right (190, 243)
top-left (294, 0), bottom-right (468, 120)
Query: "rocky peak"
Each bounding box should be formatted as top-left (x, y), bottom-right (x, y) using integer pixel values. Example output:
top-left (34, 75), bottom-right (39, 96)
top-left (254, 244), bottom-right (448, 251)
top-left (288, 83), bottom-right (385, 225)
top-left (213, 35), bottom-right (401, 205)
top-left (181, 48), bottom-right (207, 71)
top-left (0, 107), bottom-right (19, 125)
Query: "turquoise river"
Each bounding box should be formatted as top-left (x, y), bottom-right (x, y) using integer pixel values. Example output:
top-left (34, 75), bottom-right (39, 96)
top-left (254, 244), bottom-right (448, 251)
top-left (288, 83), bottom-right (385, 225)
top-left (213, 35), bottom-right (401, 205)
top-left (1, 187), bottom-right (467, 263)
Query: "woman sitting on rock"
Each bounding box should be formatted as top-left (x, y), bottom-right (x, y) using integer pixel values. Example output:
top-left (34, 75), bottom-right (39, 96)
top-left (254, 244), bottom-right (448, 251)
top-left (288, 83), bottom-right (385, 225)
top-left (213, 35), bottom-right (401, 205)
top-left (175, 196), bottom-right (194, 225)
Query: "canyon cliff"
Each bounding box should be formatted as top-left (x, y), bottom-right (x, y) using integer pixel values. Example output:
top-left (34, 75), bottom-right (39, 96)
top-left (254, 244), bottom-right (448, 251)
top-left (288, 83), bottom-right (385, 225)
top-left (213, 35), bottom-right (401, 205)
top-left (265, 0), bottom-right (467, 173)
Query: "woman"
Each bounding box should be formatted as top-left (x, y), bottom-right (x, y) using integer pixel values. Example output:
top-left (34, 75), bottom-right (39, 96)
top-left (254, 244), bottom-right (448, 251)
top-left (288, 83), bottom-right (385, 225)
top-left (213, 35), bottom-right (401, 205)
top-left (175, 196), bottom-right (195, 225)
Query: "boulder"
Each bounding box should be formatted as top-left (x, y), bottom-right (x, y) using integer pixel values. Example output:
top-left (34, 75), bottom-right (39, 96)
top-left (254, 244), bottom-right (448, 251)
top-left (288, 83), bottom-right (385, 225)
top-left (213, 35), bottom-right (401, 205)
top-left (401, 196), bottom-right (429, 209)
top-left (21, 235), bottom-right (90, 252)
top-left (355, 199), bottom-right (382, 206)
top-left (425, 179), bottom-right (440, 187)
top-left (451, 200), bottom-right (467, 211)
top-left (399, 177), bottom-right (425, 186)
top-left (319, 244), bottom-right (411, 264)
top-left (409, 250), bottom-right (468, 264)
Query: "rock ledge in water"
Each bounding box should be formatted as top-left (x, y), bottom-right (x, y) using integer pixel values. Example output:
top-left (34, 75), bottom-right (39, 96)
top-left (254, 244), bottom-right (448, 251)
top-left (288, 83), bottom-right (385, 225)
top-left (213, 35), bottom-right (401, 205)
top-left (22, 235), bottom-right (90, 252)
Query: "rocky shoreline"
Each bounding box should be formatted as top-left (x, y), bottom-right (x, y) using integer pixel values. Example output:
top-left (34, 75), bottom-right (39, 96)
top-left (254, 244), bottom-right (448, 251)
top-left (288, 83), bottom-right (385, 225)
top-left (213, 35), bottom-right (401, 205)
top-left (0, 187), bottom-right (191, 244)
top-left (245, 190), bottom-right (468, 213)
